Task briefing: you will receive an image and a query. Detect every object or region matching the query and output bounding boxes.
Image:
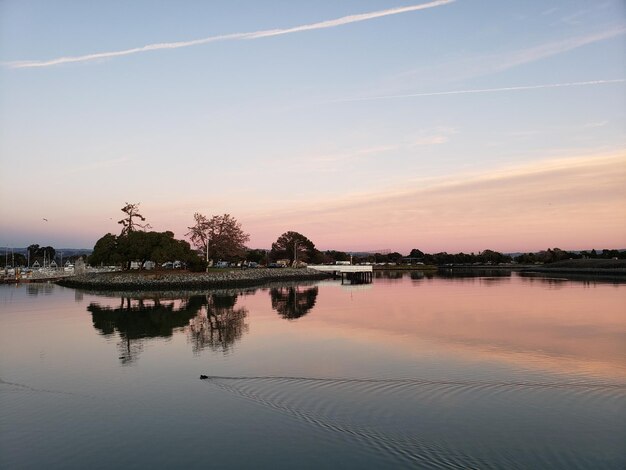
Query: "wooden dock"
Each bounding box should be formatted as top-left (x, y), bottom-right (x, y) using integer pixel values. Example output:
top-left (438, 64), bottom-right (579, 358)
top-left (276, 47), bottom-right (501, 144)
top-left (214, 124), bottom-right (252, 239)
top-left (307, 265), bottom-right (373, 284)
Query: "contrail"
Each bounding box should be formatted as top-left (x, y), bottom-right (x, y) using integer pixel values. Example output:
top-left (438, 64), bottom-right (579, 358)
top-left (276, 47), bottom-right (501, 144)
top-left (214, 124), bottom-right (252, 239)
top-left (332, 79), bottom-right (626, 102)
top-left (6, 0), bottom-right (454, 69)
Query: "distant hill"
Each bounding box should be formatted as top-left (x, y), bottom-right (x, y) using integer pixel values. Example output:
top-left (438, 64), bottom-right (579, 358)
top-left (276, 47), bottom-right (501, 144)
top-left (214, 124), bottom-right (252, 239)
top-left (0, 247), bottom-right (92, 256)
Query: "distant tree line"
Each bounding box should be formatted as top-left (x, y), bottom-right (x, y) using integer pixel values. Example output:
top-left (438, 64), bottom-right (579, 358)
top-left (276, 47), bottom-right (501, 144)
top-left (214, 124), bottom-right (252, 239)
top-left (513, 248), bottom-right (625, 264)
top-left (313, 247), bottom-right (625, 266)
top-left (2, 244), bottom-right (90, 268)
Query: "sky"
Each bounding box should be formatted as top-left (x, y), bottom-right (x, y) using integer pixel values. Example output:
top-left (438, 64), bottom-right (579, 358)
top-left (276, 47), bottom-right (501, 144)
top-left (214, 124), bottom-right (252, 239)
top-left (0, 0), bottom-right (624, 253)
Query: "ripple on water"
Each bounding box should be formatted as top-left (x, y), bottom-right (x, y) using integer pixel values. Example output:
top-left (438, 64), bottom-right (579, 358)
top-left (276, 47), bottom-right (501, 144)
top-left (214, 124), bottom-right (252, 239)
top-left (202, 375), bottom-right (626, 469)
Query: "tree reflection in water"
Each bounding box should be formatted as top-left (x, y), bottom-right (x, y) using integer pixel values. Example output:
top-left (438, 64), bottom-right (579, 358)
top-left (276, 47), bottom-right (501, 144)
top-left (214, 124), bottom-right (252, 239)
top-left (270, 285), bottom-right (319, 320)
top-left (88, 293), bottom-right (248, 364)
top-left (186, 294), bottom-right (248, 355)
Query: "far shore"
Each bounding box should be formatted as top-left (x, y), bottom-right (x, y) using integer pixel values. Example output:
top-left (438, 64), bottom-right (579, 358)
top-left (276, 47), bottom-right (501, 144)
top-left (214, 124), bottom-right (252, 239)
top-left (438, 258), bottom-right (626, 275)
top-left (519, 258), bottom-right (626, 275)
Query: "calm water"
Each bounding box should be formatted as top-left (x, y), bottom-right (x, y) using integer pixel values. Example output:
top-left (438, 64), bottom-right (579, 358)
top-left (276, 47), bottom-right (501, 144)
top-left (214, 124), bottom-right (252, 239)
top-left (1, 272), bottom-right (625, 469)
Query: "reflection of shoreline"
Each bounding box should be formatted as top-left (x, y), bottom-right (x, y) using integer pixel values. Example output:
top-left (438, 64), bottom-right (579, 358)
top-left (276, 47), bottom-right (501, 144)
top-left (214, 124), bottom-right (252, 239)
top-left (519, 272), bottom-right (626, 284)
top-left (74, 279), bottom-right (323, 302)
top-left (86, 281), bottom-right (324, 363)
top-left (88, 293), bottom-right (249, 363)
top-left (374, 269), bottom-right (626, 285)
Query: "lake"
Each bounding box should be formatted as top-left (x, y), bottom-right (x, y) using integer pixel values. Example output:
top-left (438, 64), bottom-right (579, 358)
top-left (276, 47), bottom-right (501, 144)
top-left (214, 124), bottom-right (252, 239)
top-left (1, 272), bottom-right (624, 469)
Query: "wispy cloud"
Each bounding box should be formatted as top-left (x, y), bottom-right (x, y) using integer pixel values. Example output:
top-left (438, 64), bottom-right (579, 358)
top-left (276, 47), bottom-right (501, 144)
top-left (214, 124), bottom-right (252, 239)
top-left (408, 127), bottom-right (456, 146)
top-left (332, 79), bottom-right (625, 103)
top-left (310, 145), bottom-right (400, 164)
top-left (6, 0), bottom-right (454, 69)
top-left (494, 26), bottom-right (626, 71)
top-left (386, 27), bottom-right (626, 87)
top-left (272, 128), bottom-right (454, 173)
top-left (583, 120), bottom-right (609, 128)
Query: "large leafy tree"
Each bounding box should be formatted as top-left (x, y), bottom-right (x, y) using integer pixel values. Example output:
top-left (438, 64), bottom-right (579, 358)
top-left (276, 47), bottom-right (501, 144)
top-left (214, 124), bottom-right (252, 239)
top-left (271, 231), bottom-right (317, 265)
top-left (188, 213), bottom-right (249, 262)
top-left (408, 248), bottom-right (425, 259)
top-left (90, 231), bottom-right (204, 271)
top-left (118, 231), bottom-right (198, 269)
top-left (90, 233), bottom-right (121, 266)
top-left (118, 202), bottom-right (150, 236)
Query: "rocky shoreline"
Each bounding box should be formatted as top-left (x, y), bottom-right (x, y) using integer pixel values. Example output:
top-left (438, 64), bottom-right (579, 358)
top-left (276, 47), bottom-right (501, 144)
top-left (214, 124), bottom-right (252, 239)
top-left (56, 268), bottom-right (331, 291)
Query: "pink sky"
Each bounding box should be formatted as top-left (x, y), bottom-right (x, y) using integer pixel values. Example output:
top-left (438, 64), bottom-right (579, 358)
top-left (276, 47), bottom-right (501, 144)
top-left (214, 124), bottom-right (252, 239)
top-left (4, 152), bottom-right (624, 253)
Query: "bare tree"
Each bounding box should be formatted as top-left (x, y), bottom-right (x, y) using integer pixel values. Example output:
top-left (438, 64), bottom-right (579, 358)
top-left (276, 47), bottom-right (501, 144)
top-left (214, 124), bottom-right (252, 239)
top-left (188, 213), bottom-right (249, 262)
top-left (118, 202), bottom-right (150, 236)
top-left (186, 212), bottom-right (210, 262)
top-left (207, 214), bottom-right (250, 261)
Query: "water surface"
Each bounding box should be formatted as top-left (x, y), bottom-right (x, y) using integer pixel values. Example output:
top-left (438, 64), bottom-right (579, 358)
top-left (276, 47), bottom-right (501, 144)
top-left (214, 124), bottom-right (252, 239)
top-left (1, 273), bottom-right (624, 468)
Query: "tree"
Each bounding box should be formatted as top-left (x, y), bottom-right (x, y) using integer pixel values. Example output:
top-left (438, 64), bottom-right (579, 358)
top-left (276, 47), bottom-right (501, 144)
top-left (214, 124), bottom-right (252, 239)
top-left (90, 231), bottom-right (204, 271)
top-left (478, 249), bottom-right (510, 264)
top-left (90, 233), bottom-right (121, 266)
top-left (324, 250), bottom-right (350, 263)
top-left (271, 231), bottom-right (317, 265)
top-left (27, 245), bottom-right (56, 266)
top-left (27, 244), bottom-right (40, 263)
top-left (118, 202), bottom-right (150, 236)
top-left (119, 231), bottom-right (199, 269)
top-left (12, 253), bottom-right (27, 266)
top-left (205, 214), bottom-right (250, 262)
top-left (246, 249), bottom-right (267, 264)
top-left (186, 212), bottom-right (210, 262)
